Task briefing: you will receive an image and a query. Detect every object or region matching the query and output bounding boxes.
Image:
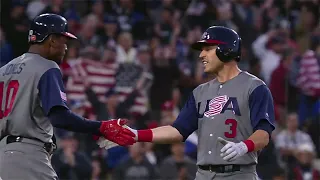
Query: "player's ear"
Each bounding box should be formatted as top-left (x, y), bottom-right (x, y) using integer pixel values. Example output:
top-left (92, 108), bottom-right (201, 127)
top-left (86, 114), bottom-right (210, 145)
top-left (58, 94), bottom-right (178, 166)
top-left (48, 35), bottom-right (59, 48)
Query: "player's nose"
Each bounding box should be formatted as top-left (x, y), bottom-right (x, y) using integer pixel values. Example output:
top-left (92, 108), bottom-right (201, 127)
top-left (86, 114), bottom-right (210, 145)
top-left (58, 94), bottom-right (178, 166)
top-left (199, 50), bottom-right (206, 59)
top-left (64, 44), bottom-right (68, 51)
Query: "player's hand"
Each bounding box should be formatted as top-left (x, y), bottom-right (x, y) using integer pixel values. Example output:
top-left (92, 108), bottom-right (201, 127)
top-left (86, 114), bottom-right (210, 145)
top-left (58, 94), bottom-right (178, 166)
top-left (218, 137), bottom-right (248, 161)
top-left (94, 136), bottom-right (120, 150)
top-left (99, 119), bottom-right (136, 146)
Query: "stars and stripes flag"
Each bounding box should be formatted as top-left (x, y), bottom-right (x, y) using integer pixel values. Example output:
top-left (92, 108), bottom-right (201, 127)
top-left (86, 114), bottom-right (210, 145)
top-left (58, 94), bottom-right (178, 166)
top-left (60, 90), bottom-right (67, 101)
top-left (114, 63), bottom-right (150, 114)
top-left (64, 58), bottom-right (149, 116)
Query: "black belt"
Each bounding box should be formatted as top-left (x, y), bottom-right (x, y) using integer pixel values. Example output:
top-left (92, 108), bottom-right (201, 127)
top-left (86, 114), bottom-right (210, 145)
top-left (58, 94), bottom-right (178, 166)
top-left (198, 164), bottom-right (241, 173)
top-left (6, 135), bottom-right (57, 155)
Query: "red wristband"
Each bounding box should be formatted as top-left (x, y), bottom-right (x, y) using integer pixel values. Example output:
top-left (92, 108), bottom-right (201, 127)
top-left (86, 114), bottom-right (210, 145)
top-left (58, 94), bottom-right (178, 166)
top-left (137, 129), bottom-right (153, 142)
top-left (243, 140), bottom-right (255, 152)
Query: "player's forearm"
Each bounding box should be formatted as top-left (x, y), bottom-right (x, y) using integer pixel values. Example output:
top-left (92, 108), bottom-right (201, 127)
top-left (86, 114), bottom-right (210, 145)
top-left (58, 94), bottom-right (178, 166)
top-left (152, 126), bottom-right (183, 143)
top-left (247, 130), bottom-right (270, 152)
top-left (48, 107), bottom-right (101, 135)
top-left (135, 125), bottom-right (183, 144)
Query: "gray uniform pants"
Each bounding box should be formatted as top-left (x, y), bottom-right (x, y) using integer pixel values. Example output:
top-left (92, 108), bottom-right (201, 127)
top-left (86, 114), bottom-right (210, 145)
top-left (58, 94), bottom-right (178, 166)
top-left (0, 136), bottom-right (58, 180)
top-left (195, 165), bottom-right (258, 180)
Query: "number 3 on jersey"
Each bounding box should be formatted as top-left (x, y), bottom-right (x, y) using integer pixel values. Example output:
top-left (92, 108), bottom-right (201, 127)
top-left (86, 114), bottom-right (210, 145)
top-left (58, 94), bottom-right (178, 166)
top-left (0, 80), bottom-right (19, 119)
top-left (224, 119), bottom-right (237, 138)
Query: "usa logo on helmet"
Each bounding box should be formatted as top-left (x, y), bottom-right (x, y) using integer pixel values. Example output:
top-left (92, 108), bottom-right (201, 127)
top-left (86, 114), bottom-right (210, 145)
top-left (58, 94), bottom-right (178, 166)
top-left (202, 32), bottom-right (210, 40)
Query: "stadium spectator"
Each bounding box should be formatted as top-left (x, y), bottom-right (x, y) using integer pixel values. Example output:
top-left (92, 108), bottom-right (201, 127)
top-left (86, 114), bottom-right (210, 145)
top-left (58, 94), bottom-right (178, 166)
top-left (159, 142), bottom-right (197, 180)
top-left (275, 113), bottom-right (315, 168)
top-left (252, 29), bottom-right (287, 84)
top-left (296, 33), bottom-right (320, 124)
top-left (288, 143), bottom-right (320, 180)
top-left (269, 48), bottom-right (295, 126)
top-left (112, 142), bottom-right (158, 180)
top-left (51, 132), bottom-right (92, 180)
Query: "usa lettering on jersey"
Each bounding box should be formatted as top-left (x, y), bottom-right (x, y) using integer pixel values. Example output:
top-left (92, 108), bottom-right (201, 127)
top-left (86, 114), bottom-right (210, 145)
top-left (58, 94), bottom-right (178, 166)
top-left (198, 95), bottom-right (241, 118)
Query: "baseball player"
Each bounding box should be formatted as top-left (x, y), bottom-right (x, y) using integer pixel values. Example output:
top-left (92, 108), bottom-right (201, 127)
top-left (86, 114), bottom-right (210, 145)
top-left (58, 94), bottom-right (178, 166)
top-left (112, 26), bottom-right (276, 179)
top-left (0, 14), bottom-right (135, 180)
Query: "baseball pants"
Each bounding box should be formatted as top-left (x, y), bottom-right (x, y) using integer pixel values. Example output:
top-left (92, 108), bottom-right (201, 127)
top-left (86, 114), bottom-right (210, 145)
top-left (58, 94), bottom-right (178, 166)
top-left (195, 165), bottom-right (258, 180)
top-left (0, 136), bottom-right (58, 180)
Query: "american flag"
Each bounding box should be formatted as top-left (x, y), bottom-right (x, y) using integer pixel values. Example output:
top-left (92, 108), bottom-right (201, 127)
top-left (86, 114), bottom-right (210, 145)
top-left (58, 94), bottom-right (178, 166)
top-left (296, 50), bottom-right (320, 96)
top-left (65, 58), bottom-right (116, 104)
top-left (60, 90), bottom-right (67, 101)
top-left (204, 95), bottom-right (228, 117)
top-left (115, 63), bottom-right (149, 114)
top-left (64, 58), bottom-right (149, 116)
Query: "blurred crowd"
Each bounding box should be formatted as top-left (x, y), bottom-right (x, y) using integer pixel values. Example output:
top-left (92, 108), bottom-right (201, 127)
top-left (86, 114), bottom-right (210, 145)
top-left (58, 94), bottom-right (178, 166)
top-left (1, 0), bottom-right (320, 180)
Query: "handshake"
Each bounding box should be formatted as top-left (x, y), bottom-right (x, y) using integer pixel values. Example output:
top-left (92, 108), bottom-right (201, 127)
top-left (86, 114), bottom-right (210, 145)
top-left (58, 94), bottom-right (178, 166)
top-left (94, 119), bottom-right (139, 149)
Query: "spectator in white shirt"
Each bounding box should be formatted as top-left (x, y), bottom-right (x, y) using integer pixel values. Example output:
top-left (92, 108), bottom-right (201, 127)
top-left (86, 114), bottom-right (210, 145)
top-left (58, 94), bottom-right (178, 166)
top-left (275, 113), bottom-right (315, 167)
top-left (252, 30), bottom-right (287, 84)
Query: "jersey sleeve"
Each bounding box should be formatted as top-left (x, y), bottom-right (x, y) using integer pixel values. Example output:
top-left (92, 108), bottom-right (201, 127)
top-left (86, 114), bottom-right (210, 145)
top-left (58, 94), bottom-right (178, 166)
top-left (249, 85), bottom-right (275, 135)
top-left (172, 93), bottom-right (198, 141)
top-left (38, 68), bottom-right (69, 115)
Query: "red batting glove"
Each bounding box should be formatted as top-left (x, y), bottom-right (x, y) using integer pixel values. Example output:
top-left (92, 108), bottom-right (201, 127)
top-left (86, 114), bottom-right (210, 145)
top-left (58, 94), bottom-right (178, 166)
top-left (99, 119), bottom-right (136, 146)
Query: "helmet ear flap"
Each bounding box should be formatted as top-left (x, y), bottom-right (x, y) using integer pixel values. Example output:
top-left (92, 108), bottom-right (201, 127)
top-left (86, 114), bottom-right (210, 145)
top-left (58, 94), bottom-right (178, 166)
top-left (216, 45), bottom-right (233, 62)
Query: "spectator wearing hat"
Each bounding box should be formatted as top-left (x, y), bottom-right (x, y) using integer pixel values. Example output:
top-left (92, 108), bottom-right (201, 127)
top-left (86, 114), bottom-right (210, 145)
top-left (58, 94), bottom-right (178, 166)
top-left (288, 143), bottom-right (320, 180)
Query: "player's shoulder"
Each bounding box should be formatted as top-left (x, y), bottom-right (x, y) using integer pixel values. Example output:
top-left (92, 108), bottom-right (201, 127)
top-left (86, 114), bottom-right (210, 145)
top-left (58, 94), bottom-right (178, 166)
top-left (31, 54), bottom-right (60, 70)
top-left (242, 71), bottom-right (266, 88)
top-left (241, 72), bottom-right (271, 96)
top-left (24, 53), bottom-right (62, 76)
top-left (192, 78), bottom-right (217, 95)
top-left (0, 54), bottom-right (25, 69)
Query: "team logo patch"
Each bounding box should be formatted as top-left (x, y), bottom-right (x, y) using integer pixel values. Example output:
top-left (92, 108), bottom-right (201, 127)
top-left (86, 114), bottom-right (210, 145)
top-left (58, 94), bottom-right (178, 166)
top-left (60, 90), bottom-right (67, 101)
top-left (30, 35), bottom-right (36, 41)
top-left (204, 95), bottom-right (228, 117)
top-left (29, 30), bottom-right (36, 41)
top-left (201, 32), bottom-right (210, 40)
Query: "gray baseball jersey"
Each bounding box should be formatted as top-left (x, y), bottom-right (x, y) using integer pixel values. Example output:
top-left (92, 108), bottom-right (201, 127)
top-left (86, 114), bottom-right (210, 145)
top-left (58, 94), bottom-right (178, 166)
top-left (0, 53), bottom-right (68, 143)
top-left (172, 71), bottom-right (275, 165)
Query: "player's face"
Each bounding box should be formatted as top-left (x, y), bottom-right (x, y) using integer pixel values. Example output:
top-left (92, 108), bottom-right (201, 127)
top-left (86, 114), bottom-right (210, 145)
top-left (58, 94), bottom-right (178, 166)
top-left (49, 35), bottom-right (68, 64)
top-left (199, 45), bottom-right (224, 74)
